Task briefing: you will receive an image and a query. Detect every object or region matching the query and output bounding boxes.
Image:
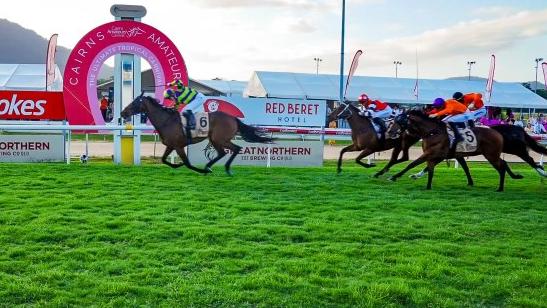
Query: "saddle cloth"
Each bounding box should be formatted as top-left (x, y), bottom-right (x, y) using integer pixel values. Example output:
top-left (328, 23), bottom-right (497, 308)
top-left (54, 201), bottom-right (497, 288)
top-left (447, 124), bottom-right (477, 153)
top-left (181, 112), bottom-right (210, 138)
top-left (371, 118), bottom-right (400, 140)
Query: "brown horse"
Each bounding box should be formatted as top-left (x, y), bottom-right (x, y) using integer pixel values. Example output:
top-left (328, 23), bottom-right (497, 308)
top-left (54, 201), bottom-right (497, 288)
top-left (388, 110), bottom-right (521, 191)
top-left (327, 102), bottom-right (420, 177)
top-left (120, 94), bottom-right (272, 175)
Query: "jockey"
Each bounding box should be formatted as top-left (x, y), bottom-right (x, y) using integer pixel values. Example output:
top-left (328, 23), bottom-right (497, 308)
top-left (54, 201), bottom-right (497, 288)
top-left (429, 97), bottom-right (471, 153)
top-left (453, 92), bottom-right (486, 125)
top-left (358, 93), bottom-right (393, 143)
top-left (163, 79), bottom-right (206, 132)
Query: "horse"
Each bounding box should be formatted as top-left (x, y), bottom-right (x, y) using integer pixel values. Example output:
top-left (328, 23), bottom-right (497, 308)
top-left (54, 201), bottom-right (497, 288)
top-left (388, 110), bottom-right (521, 191)
top-left (406, 123), bottom-right (547, 180)
top-left (327, 102), bottom-right (420, 177)
top-left (120, 94), bottom-right (272, 175)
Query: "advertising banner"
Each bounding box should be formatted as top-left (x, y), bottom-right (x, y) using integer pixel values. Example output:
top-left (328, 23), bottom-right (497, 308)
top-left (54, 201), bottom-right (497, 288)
top-left (0, 91), bottom-right (65, 120)
top-left (188, 140), bottom-right (324, 167)
top-left (203, 97), bottom-right (327, 127)
top-left (0, 135), bottom-right (65, 162)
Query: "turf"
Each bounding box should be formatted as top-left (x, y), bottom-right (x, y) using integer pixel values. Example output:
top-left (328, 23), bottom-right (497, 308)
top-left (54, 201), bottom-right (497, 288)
top-left (0, 161), bottom-right (545, 307)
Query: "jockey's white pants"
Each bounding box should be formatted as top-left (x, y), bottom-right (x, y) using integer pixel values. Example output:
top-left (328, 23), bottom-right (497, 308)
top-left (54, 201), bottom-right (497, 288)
top-left (369, 107), bottom-right (393, 119)
top-left (443, 110), bottom-right (472, 123)
top-left (181, 93), bottom-right (206, 113)
top-left (470, 107), bottom-right (486, 120)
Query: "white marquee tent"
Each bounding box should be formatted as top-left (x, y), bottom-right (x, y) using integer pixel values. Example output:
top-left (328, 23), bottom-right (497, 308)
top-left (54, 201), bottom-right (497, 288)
top-left (244, 71), bottom-right (547, 109)
top-left (0, 64), bottom-right (63, 91)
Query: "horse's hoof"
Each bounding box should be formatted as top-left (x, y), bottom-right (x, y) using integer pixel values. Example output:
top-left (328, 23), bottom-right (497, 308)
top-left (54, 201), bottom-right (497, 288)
top-left (205, 167), bottom-right (213, 173)
top-left (410, 175), bottom-right (418, 180)
top-left (336, 169), bottom-right (342, 175)
top-left (514, 174), bottom-right (524, 179)
top-left (373, 172), bottom-right (381, 178)
top-left (468, 182), bottom-right (474, 187)
top-left (388, 176), bottom-right (396, 182)
top-left (225, 170), bottom-right (233, 177)
top-left (369, 163), bottom-right (376, 168)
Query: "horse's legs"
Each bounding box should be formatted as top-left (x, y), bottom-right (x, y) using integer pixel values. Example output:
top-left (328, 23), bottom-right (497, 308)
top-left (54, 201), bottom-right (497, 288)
top-left (456, 157), bottom-right (474, 186)
top-left (222, 142), bottom-right (242, 176)
top-left (161, 146), bottom-right (185, 168)
top-left (504, 161), bottom-right (524, 180)
top-left (374, 146), bottom-right (402, 178)
top-left (355, 148), bottom-right (376, 169)
top-left (484, 154), bottom-right (506, 192)
top-left (205, 143), bottom-right (228, 172)
top-left (337, 144), bottom-right (358, 174)
top-left (426, 159), bottom-right (442, 190)
top-left (174, 146), bottom-right (210, 174)
top-left (388, 154), bottom-right (429, 181)
top-left (515, 150), bottom-right (546, 177)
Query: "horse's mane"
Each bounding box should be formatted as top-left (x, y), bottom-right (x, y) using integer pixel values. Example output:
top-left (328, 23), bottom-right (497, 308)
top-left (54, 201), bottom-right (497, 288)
top-left (407, 109), bottom-right (446, 128)
top-left (145, 96), bottom-right (180, 116)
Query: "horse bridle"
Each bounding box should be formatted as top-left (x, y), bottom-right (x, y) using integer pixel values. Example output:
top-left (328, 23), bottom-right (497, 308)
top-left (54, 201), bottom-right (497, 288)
top-left (333, 101), bottom-right (352, 119)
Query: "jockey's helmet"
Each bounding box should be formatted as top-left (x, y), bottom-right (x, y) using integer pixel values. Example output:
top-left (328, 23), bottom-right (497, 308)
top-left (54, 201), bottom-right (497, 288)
top-left (358, 93), bottom-right (369, 104)
top-left (452, 91), bottom-right (464, 102)
top-left (432, 98), bottom-right (445, 108)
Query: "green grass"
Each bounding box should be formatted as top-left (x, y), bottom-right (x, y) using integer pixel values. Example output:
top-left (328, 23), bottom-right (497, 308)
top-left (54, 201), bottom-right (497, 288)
top-left (0, 161), bottom-right (545, 307)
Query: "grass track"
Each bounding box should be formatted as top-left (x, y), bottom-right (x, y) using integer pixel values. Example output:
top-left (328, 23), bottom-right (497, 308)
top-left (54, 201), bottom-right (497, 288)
top-left (0, 161), bottom-right (546, 307)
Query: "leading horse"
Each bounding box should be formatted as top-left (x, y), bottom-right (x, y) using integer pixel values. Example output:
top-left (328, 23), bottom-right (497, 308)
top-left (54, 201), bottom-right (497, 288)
top-left (388, 110), bottom-right (521, 191)
top-left (121, 94), bottom-right (272, 175)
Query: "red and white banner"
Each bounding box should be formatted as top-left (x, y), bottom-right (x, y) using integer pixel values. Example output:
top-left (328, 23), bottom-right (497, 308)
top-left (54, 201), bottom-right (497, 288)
top-left (344, 50), bottom-right (363, 100)
top-left (485, 54), bottom-right (496, 101)
top-left (203, 97), bottom-right (327, 127)
top-left (543, 62), bottom-right (547, 90)
top-left (46, 34), bottom-right (58, 90)
top-left (0, 91), bottom-right (65, 120)
top-left (189, 140), bottom-right (324, 167)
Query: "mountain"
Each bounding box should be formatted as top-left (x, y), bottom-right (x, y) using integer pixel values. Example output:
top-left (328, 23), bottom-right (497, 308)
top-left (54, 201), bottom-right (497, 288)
top-left (523, 81), bottom-right (546, 91)
top-left (0, 19), bottom-right (113, 80)
top-left (446, 76), bottom-right (488, 82)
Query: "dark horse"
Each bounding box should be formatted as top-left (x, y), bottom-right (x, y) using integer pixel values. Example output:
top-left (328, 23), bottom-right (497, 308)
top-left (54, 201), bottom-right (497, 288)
top-left (120, 94), bottom-right (272, 175)
top-left (327, 102), bottom-right (420, 177)
top-left (388, 110), bottom-right (521, 191)
top-left (406, 123), bottom-right (547, 180)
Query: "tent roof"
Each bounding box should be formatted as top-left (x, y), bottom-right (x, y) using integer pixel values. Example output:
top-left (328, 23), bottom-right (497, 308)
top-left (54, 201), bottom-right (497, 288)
top-left (0, 64), bottom-right (62, 91)
top-left (244, 71), bottom-right (547, 109)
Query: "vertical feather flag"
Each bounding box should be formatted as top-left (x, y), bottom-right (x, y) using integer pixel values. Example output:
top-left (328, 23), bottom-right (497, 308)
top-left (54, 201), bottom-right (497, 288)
top-left (485, 54), bottom-right (496, 102)
top-left (45, 34), bottom-right (58, 91)
top-left (343, 50), bottom-right (363, 100)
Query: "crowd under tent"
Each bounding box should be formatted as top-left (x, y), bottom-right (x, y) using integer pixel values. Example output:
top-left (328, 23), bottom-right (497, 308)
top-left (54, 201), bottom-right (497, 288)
top-left (244, 71), bottom-right (547, 109)
top-left (0, 63), bottom-right (63, 91)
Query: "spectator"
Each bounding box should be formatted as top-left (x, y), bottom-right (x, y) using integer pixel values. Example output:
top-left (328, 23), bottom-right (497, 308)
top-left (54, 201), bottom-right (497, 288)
top-left (100, 96), bottom-right (109, 121)
top-left (532, 114), bottom-right (547, 134)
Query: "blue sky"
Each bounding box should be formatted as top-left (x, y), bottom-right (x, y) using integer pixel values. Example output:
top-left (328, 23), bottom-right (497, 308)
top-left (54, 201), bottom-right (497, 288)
top-left (3, 0), bottom-right (547, 82)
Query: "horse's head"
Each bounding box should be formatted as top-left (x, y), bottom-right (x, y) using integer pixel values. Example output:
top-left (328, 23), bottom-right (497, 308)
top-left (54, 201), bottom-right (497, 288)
top-left (120, 92), bottom-right (147, 122)
top-left (327, 101), bottom-right (355, 123)
top-left (406, 108), bottom-right (442, 136)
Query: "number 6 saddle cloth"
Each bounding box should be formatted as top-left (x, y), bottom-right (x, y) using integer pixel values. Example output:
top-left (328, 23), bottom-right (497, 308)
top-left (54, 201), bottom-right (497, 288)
top-left (447, 125), bottom-right (477, 153)
top-left (181, 112), bottom-right (210, 138)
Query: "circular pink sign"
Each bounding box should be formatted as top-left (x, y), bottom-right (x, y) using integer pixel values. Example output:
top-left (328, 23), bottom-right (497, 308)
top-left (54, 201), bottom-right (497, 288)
top-left (63, 20), bottom-right (188, 125)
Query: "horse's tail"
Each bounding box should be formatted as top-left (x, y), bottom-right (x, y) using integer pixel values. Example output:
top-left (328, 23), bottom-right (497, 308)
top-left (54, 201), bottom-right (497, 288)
top-left (524, 132), bottom-right (547, 155)
top-left (236, 119), bottom-right (273, 143)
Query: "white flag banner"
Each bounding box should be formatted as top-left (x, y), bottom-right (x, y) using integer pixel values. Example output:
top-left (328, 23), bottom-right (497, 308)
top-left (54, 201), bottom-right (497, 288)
top-left (45, 34), bottom-right (58, 90)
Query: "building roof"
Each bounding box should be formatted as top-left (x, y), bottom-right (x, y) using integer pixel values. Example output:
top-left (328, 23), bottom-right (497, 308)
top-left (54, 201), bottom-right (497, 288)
top-left (244, 71), bottom-right (547, 109)
top-left (198, 79), bottom-right (247, 97)
top-left (0, 64), bottom-right (62, 91)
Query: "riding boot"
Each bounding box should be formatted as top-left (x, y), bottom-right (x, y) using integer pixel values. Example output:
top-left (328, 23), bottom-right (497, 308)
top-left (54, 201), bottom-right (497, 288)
top-left (467, 119), bottom-right (475, 128)
top-left (448, 122), bottom-right (463, 155)
top-left (183, 110), bottom-right (196, 130)
top-left (182, 110), bottom-right (195, 143)
top-left (373, 117), bottom-right (386, 145)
